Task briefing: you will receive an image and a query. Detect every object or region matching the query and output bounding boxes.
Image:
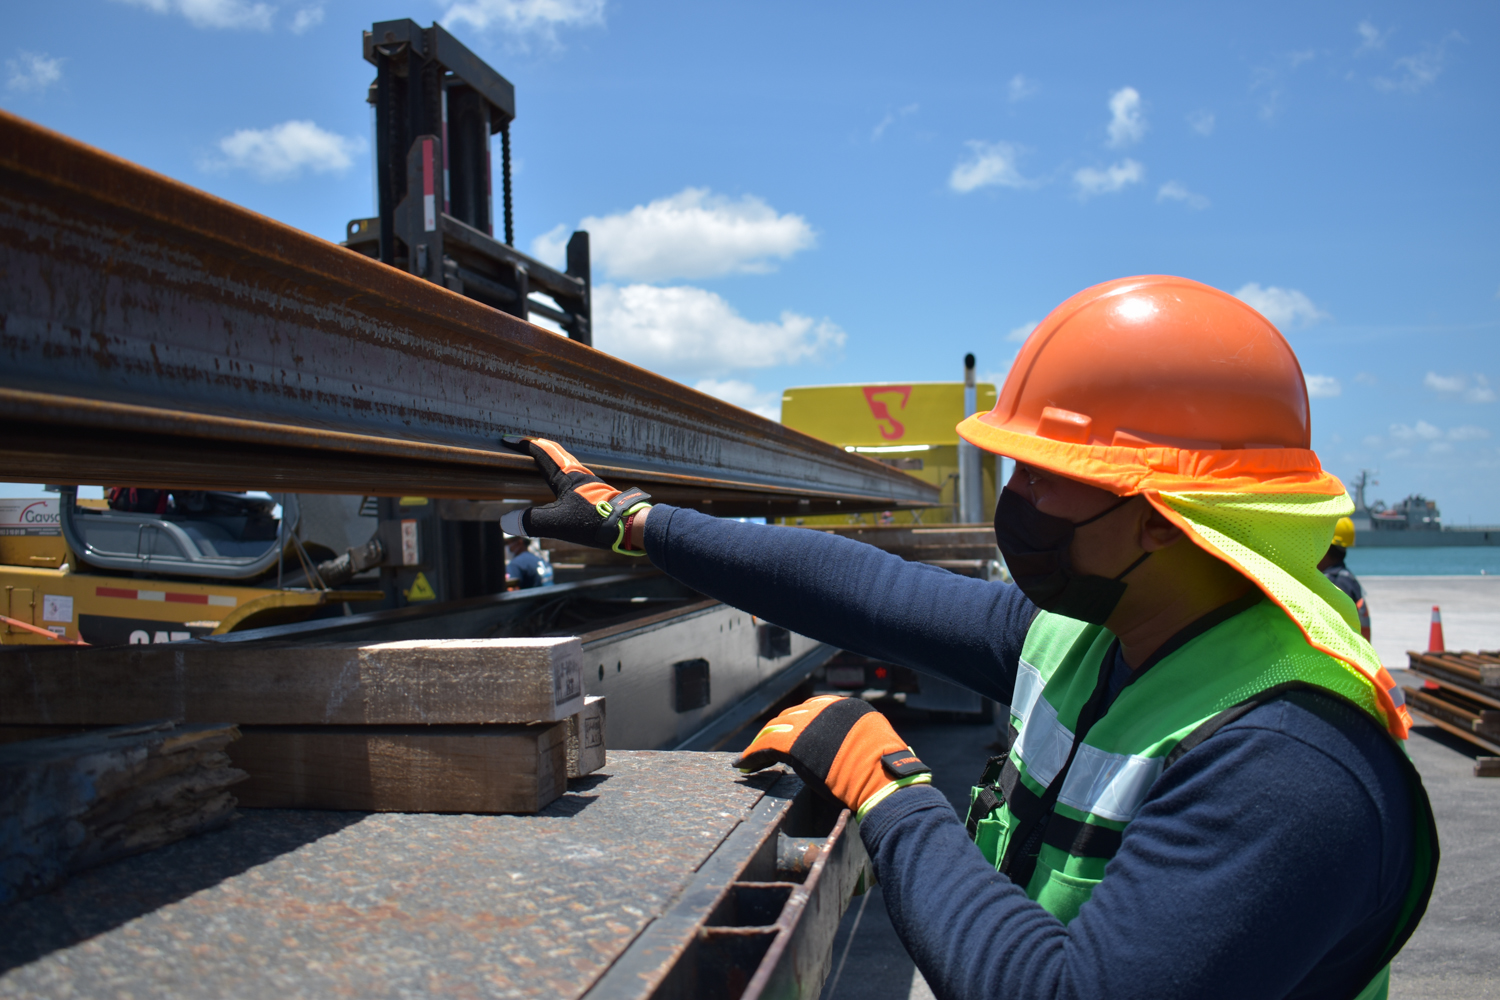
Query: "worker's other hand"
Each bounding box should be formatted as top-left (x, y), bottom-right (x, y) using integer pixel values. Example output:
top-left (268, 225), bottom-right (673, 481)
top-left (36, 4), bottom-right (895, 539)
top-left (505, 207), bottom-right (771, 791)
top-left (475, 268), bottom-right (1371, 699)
top-left (735, 696), bottom-right (931, 820)
top-left (498, 437), bottom-right (652, 554)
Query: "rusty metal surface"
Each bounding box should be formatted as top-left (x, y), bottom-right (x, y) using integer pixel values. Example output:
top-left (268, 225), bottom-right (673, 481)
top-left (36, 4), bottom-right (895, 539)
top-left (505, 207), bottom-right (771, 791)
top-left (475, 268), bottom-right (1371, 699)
top-left (742, 808), bottom-right (869, 1000)
top-left (580, 775), bottom-right (870, 1000)
top-left (0, 111), bottom-right (937, 516)
top-left (0, 752), bottom-right (785, 999)
top-left (580, 773), bottom-right (802, 1000)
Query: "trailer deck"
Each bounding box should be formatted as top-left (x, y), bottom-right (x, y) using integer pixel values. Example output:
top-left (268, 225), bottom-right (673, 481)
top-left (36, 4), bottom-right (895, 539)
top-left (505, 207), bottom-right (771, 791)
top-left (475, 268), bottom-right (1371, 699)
top-left (0, 753), bottom-right (867, 999)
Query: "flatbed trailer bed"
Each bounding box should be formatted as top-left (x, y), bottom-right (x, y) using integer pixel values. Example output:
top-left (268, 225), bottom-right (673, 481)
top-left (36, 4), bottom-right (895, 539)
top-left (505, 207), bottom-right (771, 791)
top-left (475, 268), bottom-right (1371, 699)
top-left (0, 753), bottom-right (868, 999)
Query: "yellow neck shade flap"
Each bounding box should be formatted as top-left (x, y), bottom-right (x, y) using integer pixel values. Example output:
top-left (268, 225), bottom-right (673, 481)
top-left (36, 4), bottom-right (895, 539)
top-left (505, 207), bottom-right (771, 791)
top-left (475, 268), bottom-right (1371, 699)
top-left (1147, 490), bottom-right (1412, 740)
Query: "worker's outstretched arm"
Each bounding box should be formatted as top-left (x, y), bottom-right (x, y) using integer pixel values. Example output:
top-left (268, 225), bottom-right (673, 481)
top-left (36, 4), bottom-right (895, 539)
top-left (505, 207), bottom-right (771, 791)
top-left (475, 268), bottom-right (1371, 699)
top-left (862, 691), bottom-right (1415, 1000)
top-left (640, 504), bottom-right (1032, 704)
top-left (500, 438), bottom-right (1034, 703)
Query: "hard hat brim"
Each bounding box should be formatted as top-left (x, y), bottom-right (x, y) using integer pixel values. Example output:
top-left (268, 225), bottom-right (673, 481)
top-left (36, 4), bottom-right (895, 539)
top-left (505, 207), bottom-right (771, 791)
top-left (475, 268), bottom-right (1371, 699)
top-left (956, 412), bottom-right (1345, 496)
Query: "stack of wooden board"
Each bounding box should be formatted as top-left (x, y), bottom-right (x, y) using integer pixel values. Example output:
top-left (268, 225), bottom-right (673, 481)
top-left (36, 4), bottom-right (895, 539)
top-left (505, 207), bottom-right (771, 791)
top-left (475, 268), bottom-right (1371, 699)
top-left (1403, 649), bottom-right (1500, 777)
top-left (0, 720), bottom-right (244, 904)
top-left (0, 639), bottom-right (606, 812)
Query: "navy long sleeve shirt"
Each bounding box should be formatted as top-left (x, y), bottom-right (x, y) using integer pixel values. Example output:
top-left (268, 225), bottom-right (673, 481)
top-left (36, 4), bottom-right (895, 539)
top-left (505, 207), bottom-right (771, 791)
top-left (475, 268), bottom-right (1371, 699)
top-left (644, 505), bottom-right (1418, 1000)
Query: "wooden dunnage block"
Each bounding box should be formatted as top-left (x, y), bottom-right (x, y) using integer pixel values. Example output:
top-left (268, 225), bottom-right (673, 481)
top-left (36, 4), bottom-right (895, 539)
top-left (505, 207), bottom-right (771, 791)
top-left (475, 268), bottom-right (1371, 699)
top-left (566, 696), bottom-right (607, 778)
top-left (1, 720), bottom-right (246, 904)
top-left (229, 722), bottom-right (568, 813)
top-left (0, 638), bottom-right (585, 726)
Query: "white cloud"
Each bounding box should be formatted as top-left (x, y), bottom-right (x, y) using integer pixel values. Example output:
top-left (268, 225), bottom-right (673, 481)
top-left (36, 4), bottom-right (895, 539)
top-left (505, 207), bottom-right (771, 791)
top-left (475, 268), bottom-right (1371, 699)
top-left (1385, 447), bottom-right (1411, 460)
top-left (1305, 375), bottom-right (1342, 399)
top-left (1374, 36), bottom-right (1456, 94)
top-left (1390, 420), bottom-right (1443, 443)
top-left (1074, 159), bottom-right (1143, 199)
top-left (1157, 181), bottom-right (1209, 210)
top-left (1356, 21), bottom-right (1390, 53)
top-left (441, 0), bottom-right (605, 42)
top-left (1362, 434), bottom-right (1383, 448)
top-left (1187, 110), bottom-right (1215, 136)
top-left (1424, 372), bottom-right (1466, 394)
top-left (208, 120), bottom-right (364, 181)
top-left (592, 283), bottom-right (845, 378)
top-left (290, 5), bottom-right (323, 33)
top-left (1008, 74), bottom-right (1039, 103)
top-left (1424, 371), bottom-right (1495, 403)
top-left (532, 224), bottom-right (570, 269)
top-left (693, 379), bottom-right (781, 421)
top-left (1251, 50), bottom-right (1315, 121)
top-left (1006, 321), bottom-right (1038, 343)
top-left (114, 0), bottom-right (274, 30)
top-left (1383, 421), bottom-right (1492, 450)
top-left (949, 141), bottom-right (1033, 193)
top-left (1106, 87), bottom-right (1146, 148)
top-left (871, 103), bottom-right (919, 140)
top-left (5, 52), bottom-right (62, 94)
top-left (1354, 371), bottom-right (1379, 386)
top-left (544, 188), bottom-right (815, 283)
top-left (1232, 283), bottom-right (1330, 328)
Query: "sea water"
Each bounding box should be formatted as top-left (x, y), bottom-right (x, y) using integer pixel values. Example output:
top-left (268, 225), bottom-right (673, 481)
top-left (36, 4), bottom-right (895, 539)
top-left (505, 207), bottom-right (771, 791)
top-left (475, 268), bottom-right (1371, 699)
top-left (1344, 547), bottom-right (1500, 576)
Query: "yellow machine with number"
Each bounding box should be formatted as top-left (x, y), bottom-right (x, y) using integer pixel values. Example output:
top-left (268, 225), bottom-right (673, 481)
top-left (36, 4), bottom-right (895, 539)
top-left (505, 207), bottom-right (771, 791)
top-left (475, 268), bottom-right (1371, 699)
top-left (0, 494), bottom-right (382, 647)
top-left (780, 382), bottom-right (1002, 525)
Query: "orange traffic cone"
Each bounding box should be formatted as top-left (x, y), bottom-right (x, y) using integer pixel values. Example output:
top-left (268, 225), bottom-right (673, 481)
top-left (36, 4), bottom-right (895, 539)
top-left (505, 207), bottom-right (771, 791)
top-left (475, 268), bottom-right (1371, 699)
top-left (1427, 605), bottom-right (1445, 653)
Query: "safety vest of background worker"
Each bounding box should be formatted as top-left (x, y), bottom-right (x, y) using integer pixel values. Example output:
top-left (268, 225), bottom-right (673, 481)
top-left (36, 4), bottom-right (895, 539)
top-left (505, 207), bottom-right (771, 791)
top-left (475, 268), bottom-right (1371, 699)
top-left (1320, 516), bottom-right (1371, 640)
top-left (499, 275), bottom-right (1438, 1000)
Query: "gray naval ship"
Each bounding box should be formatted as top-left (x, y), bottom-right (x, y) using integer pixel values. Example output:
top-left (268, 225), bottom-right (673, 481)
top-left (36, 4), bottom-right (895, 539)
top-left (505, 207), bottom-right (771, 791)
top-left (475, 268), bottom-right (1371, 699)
top-left (1349, 471), bottom-right (1500, 547)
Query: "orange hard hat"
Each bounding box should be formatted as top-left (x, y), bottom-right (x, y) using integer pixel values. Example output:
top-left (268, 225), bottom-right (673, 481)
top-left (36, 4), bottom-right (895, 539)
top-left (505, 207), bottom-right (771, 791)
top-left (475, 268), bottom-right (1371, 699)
top-left (958, 275), bottom-right (1342, 496)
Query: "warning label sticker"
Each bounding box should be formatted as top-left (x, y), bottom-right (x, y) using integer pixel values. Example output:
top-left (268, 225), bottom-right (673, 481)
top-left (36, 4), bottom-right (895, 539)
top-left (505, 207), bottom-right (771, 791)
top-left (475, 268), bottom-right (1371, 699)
top-left (42, 595), bottom-right (73, 623)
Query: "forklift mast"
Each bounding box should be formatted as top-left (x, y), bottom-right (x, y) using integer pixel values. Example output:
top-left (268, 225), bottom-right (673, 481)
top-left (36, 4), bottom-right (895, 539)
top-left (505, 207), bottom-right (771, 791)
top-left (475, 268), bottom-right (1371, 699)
top-left (346, 19), bottom-right (592, 346)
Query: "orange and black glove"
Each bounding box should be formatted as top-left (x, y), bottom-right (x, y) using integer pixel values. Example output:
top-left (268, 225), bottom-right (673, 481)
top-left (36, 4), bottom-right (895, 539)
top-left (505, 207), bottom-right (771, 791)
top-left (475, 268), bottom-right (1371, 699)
top-left (735, 695), bottom-right (932, 821)
top-left (498, 437), bottom-right (652, 555)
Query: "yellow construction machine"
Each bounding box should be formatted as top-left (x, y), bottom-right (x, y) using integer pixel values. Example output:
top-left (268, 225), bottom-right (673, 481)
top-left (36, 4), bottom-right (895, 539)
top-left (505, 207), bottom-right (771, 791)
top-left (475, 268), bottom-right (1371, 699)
top-left (0, 489), bottom-right (384, 646)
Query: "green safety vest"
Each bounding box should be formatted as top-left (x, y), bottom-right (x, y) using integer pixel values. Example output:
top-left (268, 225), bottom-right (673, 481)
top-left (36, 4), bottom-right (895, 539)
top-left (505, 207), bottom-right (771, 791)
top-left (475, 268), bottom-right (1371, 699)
top-left (965, 597), bottom-right (1437, 1000)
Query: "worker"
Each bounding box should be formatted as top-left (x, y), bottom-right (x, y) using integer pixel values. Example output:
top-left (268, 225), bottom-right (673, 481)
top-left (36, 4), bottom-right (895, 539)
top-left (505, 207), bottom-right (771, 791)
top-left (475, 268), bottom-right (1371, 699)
top-left (1321, 516), bottom-right (1372, 640)
top-left (503, 534), bottom-right (553, 589)
top-left (500, 276), bottom-right (1436, 1000)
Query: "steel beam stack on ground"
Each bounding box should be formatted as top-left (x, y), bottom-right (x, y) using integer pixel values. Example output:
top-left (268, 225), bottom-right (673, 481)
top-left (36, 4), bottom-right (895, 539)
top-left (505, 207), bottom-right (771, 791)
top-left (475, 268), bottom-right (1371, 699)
top-left (1402, 649), bottom-right (1500, 775)
top-left (0, 109), bottom-right (937, 516)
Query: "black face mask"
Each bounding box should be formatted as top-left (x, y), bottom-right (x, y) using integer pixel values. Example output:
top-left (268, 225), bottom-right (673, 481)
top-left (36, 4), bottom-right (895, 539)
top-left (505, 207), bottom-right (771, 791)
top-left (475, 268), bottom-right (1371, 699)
top-left (994, 487), bottom-right (1152, 625)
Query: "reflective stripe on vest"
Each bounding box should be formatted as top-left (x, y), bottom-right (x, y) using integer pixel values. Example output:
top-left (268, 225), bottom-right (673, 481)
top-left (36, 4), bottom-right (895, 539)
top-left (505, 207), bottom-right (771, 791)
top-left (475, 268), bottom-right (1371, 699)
top-left (1011, 658), bottom-right (1164, 824)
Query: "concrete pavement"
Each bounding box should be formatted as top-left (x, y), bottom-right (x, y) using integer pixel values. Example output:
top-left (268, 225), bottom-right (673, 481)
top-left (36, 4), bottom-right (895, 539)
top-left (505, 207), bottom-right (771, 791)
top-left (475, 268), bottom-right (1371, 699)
top-left (1361, 575), bottom-right (1500, 669)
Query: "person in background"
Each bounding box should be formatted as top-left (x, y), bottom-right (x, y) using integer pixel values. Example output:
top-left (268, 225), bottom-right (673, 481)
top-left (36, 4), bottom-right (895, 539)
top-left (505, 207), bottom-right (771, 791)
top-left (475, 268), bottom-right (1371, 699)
top-left (504, 534), bottom-right (554, 589)
top-left (1320, 515), bottom-right (1371, 641)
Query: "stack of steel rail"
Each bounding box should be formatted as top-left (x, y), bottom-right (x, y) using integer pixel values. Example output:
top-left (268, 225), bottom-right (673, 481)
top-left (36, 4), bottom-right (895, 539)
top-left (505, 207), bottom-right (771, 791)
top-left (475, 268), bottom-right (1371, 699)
top-left (1403, 649), bottom-right (1500, 775)
top-left (0, 109), bottom-right (936, 516)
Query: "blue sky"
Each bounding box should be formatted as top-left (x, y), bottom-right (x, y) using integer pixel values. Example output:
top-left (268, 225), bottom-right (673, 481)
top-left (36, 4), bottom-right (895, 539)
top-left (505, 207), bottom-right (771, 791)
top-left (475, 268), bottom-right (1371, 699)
top-left (4, 1), bottom-right (1498, 521)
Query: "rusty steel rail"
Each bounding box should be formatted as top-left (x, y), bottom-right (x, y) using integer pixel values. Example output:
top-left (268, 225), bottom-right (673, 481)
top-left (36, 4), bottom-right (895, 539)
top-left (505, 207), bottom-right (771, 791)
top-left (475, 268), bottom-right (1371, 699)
top-left (0, 111), bottom-right (937, 515)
